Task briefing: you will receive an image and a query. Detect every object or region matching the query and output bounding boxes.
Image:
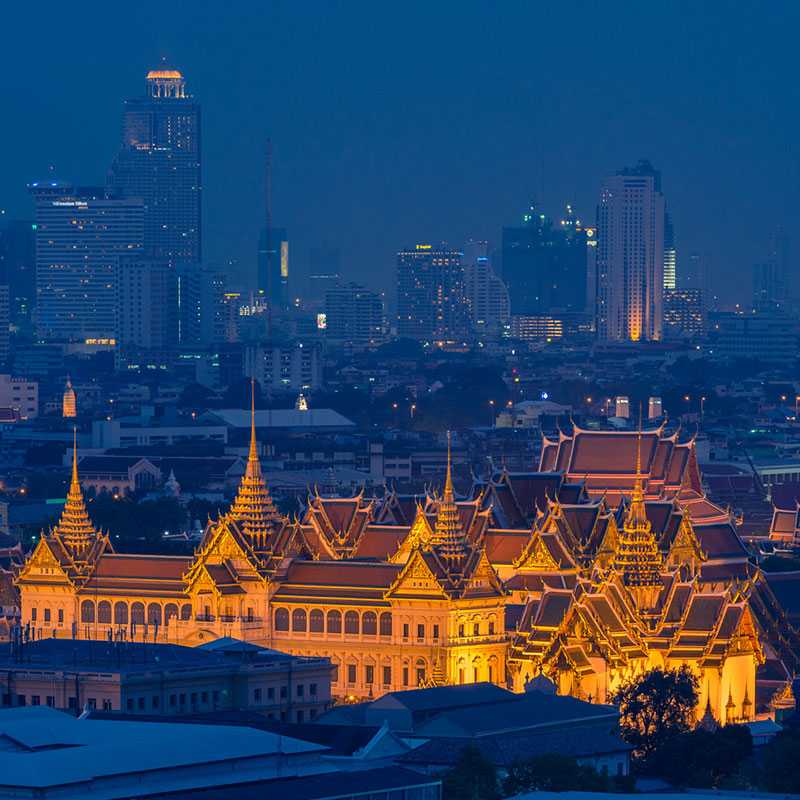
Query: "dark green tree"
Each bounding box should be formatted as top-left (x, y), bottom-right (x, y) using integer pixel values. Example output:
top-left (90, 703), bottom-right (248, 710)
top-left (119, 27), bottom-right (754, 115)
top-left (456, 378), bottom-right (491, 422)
top-left (612, 666), bottom-right (699, 760)
top-left (759, 729), bottom-right (800, 793)
top-left (441, 745), bottom-right (499, 800)
top-left (502, 753), bottom-right (608, 795)
top-left (649, 725), bottom-right (752, 787)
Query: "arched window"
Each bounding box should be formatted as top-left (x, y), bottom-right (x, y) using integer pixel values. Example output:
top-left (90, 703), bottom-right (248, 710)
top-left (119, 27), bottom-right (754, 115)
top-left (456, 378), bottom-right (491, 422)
top-left (362, 611), bottom-right (377, 636)
top-left (292, 608), bottom-right (307, 632)
top-left (97, 601), bottom-right (111, 624)
top-left (131, 602), bottom-right (145, 625)
top-left (80, 600), bottom-right (95, 624)
top-left (147, 603), bottom-right (162, 625)
top-left (309, 609), bottom-right (324, 632)
top-left (114, 602), bottom-right (128, 625)
top-left (379, 612), bottom-right (392, 637)
top-left (165, 604), bottom-right (178, 624)
top-left (344, 611), bottom-right (359, 635)
top-left (415, 658), bottom-right (427, 686)
top-left (327, 610), bottom-right (342, 633)
top-left (274, 608), bottom-right (289, 631)
top-left (180, 603), bottom-right (192, 621)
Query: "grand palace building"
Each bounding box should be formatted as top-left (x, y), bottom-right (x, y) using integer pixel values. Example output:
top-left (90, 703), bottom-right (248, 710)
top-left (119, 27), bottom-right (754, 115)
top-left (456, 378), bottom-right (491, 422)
top-left (16, 415), bottom-right (800, 724)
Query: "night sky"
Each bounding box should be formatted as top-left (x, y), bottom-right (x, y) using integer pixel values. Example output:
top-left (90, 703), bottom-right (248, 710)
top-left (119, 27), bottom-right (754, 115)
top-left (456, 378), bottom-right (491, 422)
top-left (1, 1), bottom-right (798, 304)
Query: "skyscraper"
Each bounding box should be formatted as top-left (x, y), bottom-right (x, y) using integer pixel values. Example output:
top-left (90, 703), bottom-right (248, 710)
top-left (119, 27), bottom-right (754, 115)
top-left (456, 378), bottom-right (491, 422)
top-left (501, 204), bottom-right (588, 316)
top-left (116, 257), bottom-right (176, 349)
top-left (109, 67), bottom-right (201, 265)
top-left (0, 217), bottom-right (36, 326)
top-left (595, 160), bottom-right (665, 342)
top-left (753, 228), bottom-right (790, 312)
top-left (325, 282), bottom-right (386, 350)
top-left (663, 211), bottom-right (676, 290)
top-left (396, 244), bottom-right (471, 344)
top-left (463, 242), bottom-right (510, 342)
top-left (257, 227), bottom-right (289, 308)
top-left (29, 183), bottom-right (144, 341)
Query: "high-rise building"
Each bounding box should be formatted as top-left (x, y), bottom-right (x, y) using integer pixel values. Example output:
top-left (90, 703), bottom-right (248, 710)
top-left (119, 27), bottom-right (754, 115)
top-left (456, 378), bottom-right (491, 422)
top-left (595, 160), bottom-right (665, 341)
top-left (0, 284), bottom-right (8, 366)
top-left (116, 257), bottom-right (176, 349)
top-left (324, 282), bottom-right (386, 350)
top-left (463, 244), bottom-right (510, 342)
top-left (396, 244), bottom-right (471, 344)
top-left (663, 288), bottom-right (705, 339)
top-left (199, 267), bottom-right (228, 345)
top-left (663, 211), bottom-right (676, 290)
top-left (753, 229), bottom-right (790, 312)
top-left (244, 341), bottom-right (323, 392)
top-left (109, 67), bottom-right (201, 265)
top-left (501, 204), bottom-right (589, 317)
top-left (29, 183), bottom-right (144, 341)
top-left (257, 227), bottom-right (289, 308)
top-left (0, 217), bottom-right (36, 325)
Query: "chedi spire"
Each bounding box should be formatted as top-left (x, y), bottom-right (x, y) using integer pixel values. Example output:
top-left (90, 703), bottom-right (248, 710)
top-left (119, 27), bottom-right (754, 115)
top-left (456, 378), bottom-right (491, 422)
top-left (53, 428), bottom-right (97, 557)
top-left (228, 380), bottom-right (281, 542)
top-left (431, 432), bottom-right (468, 561)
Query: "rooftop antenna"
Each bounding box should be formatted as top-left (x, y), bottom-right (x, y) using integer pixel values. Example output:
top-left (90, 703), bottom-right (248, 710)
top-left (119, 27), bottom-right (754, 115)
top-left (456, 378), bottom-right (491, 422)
top-left (265, 138), bottom-right (273, 340)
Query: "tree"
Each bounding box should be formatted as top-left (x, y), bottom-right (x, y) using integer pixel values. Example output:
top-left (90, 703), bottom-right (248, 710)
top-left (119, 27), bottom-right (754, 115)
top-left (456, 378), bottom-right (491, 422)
top-left (441, 745), bottom-right (499, 800)
top-left (759, 729), bottom-right (800, 793)
top-left (612, 666), bottom-right (699, 760)
top-left (649, 725), bottom-right (752, 787)
top-left (503, 753), bottom-right (608, 795)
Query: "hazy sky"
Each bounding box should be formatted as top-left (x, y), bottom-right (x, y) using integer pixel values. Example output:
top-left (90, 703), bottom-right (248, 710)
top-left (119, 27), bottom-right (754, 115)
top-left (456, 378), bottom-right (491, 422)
top-left (1, 1), bottom-right (798, 303)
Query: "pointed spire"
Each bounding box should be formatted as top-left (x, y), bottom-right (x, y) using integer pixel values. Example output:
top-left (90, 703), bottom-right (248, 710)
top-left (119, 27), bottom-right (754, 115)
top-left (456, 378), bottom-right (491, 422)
top-left (229, 379), bottom-right (282, 543)
top-left (612, 420), bottom-right (662, 604)
top-left (53, 427), bottom-right (98, 557)
top-left (432, 432), bottom-right (468, 561)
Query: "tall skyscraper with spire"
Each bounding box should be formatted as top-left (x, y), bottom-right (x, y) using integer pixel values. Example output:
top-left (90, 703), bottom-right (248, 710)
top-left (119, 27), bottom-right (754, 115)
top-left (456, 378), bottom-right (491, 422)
top-left (109, 66), bottom-right (201, 266)
top-left (595, 160), bottom-right (665, 341)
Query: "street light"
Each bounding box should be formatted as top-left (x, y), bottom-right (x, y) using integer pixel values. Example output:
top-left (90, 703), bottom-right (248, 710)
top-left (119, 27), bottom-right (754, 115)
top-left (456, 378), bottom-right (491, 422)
top-left (410, 403), bottom-right (416, 419)
top-left (700, 396), bottom-right (706, 421)
top-left (489, 399), bottom-right (495, 428)
top-left (683, 395), bottom-right (691, 416)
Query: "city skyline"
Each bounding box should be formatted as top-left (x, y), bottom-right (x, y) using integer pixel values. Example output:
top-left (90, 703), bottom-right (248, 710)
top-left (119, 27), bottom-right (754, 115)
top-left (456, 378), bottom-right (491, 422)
top-left (1, 3), bottom-right (798, 303)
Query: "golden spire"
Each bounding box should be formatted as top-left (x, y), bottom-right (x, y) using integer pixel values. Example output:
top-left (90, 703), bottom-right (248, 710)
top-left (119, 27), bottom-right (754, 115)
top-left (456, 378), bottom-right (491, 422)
top-left (228, 379), bottom-right (281, 543)
top-left (53, 428), bottom-right (97, 556)
top-left (432, 431), bottom-right (467, 561)
top-left (613, 424), bottom-right (662, 601)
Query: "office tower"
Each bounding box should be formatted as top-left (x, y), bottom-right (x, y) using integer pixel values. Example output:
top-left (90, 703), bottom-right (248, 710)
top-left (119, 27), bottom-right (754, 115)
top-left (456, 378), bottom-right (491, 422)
top-left (244, 341), bottom-right (323, 392)
top-left (62, 377), bottom-right (77, 418)
top-left (0, 284), bottom-right (8, 365)
top-left (753, 229), bottom-right (790, 312)
top-left (199, 267), bottom-right (228, 345)
top-left (663, 211), bottom-right (676, 290)
top-left (324, 282), bottom-right (386, 350)
top-left (463, 246), bottom-right (510, 341)
top-left (257, 227), bottom-right (289, 308)
top-left (116, 257), bottom-right (176, 349)
top-left (0, 218), bottom-right (35, 325)
top-left (396, 244), bottom-right (471, 344)
top-left (29, 183), bottom-right (144, 341)
top-left (663, 288), bottom-right (705, 339)
top-left (109, 67), bottom-right (201, 265)
top-left (708, 310), bottom-right (797, 364)
top-left (501, 204), bottom-right (588, 317)
top-left (595, 160), bottom-right (665, 341)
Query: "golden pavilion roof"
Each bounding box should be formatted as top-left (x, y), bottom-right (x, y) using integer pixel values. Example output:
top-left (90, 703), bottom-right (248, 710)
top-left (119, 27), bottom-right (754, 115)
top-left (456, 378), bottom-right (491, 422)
top-left (431, 433), bottom-right (469, 561)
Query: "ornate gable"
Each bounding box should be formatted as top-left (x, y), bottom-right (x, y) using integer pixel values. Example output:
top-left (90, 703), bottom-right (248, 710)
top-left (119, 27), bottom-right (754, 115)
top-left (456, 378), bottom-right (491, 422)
top-left (391, 505), bottom-right (432, 564)
top-left (462, 549), bottom-right (505, 596)
top-left (386, 550), bottom-right (448, 599)
top-left (16, 537), bottom-right (72, 585)
top-left (666, 512), bottom-right (706, 571)
top-left (514, 529), bottom-right (560, 571)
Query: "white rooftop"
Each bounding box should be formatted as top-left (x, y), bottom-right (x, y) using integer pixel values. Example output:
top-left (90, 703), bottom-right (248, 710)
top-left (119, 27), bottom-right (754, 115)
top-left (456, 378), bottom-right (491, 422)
top-left (212, 408), bottom-right (356, 429)
top-left (0, 706), bottom-right (326, 799)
